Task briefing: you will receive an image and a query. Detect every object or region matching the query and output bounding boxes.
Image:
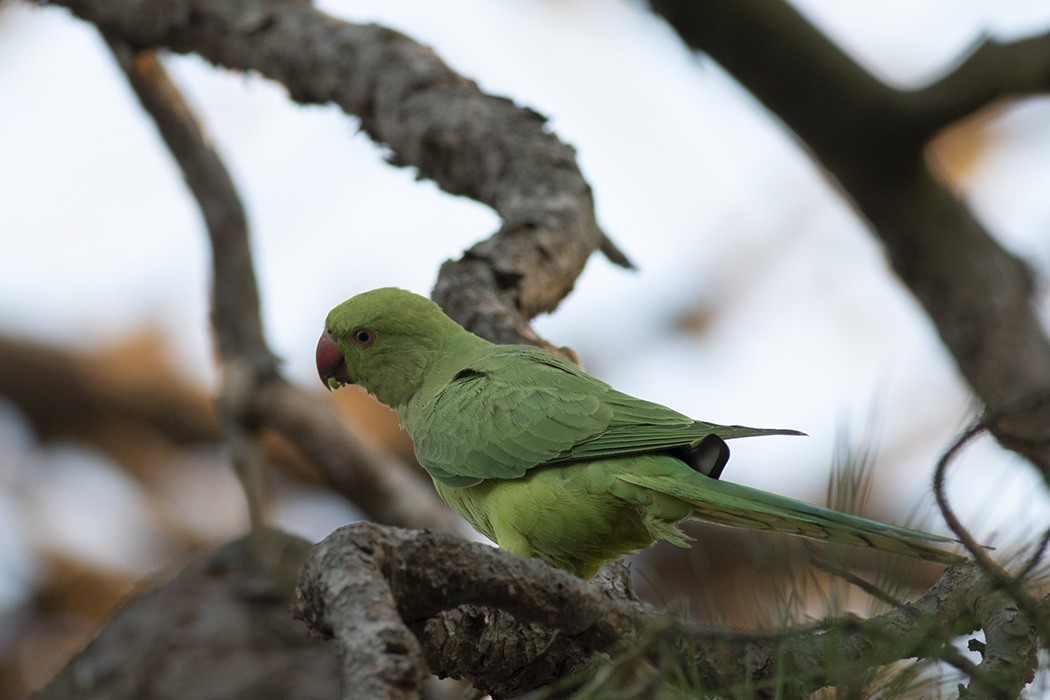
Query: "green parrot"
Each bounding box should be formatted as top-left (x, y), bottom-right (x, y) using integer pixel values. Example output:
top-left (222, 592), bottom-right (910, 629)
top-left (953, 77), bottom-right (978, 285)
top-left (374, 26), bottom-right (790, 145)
top-left (316, 288), bottom-right (963, 579)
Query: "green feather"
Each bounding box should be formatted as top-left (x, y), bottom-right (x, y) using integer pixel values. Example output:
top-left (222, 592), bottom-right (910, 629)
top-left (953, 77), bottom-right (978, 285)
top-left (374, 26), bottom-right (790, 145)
top-left (614, 470), bottom-right (963, 565)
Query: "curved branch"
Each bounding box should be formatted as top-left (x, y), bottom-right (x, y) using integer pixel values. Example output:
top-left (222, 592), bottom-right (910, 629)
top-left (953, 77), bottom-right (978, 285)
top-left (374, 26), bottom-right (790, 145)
top-left (107, 39), bottom-right (275, 527)
top-left (933, 416), bottom-right (1050, 654)
top-left (295, 531), bottom-right (428, 700)
top-left (958, 591), bottom-right (1039, 700)
top-left (50, 0), bottom-right (632, 351)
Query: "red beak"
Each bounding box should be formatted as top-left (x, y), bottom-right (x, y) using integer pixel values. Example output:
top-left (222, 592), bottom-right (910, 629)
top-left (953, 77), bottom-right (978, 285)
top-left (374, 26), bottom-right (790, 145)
top-left (316, 332), bottom-right (351, 390)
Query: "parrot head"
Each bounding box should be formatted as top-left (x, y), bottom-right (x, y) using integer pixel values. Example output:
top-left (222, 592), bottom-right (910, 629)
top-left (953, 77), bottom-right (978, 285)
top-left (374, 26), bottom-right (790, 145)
top-left (317, 287), bottom-right (466, 408)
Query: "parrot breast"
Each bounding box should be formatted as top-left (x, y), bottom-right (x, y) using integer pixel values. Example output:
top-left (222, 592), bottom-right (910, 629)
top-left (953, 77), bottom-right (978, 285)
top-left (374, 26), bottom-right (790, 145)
top-left (433, 454), bottom-right (696, 579)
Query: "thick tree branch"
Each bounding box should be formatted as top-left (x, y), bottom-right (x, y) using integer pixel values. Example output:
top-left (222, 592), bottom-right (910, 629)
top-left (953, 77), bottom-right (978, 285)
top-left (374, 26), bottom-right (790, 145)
top-left (649, 0), bottom-right (1050, 485)
top-left (409, 606), bottom-right (599, 698)
top-left (46, 0), bottom-right (631, 352)
top-left (296, 523), bottom-right (1021, 699)
top-left (295, 530), bottom-right (427, 700)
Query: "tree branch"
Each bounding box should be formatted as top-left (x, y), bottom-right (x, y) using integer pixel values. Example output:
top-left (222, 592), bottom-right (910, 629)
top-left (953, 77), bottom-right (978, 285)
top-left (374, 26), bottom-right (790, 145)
top-left (908, 29), bottom-right (1050, 140)
top-left (649, 0), bottom-right (1050, 486)
top-left (104, 42), bottom-right (271, 371)
top-left (105, 39), bottom-right (459, 534)
top-left (46, 0), bottom-right (631, 353)
top-left (959, 591), bottom-right (1039, 700)
top-left (933, 416), bottom-right (1050, 659)
top-left (106, 40), bottom-right (275, 527)
top-left (296, 523), bottom-right (1020, 699)
top-left (252, 375), bottom-right (463, 533)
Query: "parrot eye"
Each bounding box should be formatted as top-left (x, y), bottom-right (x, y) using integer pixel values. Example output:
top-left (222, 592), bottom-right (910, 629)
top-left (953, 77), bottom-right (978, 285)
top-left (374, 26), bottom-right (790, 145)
top-left (352, 327), bottom-right (375, 348)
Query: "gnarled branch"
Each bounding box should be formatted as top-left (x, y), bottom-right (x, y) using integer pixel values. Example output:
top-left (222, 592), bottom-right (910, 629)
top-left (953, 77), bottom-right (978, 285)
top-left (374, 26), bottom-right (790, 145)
top-left (296, 523), bottom-right (1026, 699)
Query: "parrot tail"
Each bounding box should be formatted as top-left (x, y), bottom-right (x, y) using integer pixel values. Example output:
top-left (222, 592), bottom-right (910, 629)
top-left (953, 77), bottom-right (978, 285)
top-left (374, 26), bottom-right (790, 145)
top-left (615, 471), bottom-right (969, 565)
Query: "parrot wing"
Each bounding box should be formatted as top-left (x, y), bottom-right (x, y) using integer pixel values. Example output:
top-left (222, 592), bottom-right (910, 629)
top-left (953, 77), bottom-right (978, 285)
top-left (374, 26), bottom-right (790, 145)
top-left (409, 345), bottom-right (800, 486)
top-left (559, 395), bottom-right (801, 478)
top-left (410, 347), bottom-right (613, 486)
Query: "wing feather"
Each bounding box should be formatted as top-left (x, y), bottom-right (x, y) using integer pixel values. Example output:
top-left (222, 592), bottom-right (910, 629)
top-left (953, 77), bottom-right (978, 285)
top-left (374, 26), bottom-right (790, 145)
top-left (408, 345), bottom-right (800, 486)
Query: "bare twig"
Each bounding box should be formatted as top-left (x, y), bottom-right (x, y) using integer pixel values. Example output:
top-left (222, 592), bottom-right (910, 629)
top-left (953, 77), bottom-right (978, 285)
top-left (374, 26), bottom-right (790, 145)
top-left (105, 40), bottom-right (460, 535)
top-left (106, 40), bottom-right (274, 528)
top-left (933, 416), bottom-right (1050, 652)
top-left (252, 376), bottom-right (463, 534)
top-left (807, 548), bottom-right (906, 609)
top-left (932, 421), bottom-right (998, 566)
top-left (1016, 527), bottom-right (1050, 581)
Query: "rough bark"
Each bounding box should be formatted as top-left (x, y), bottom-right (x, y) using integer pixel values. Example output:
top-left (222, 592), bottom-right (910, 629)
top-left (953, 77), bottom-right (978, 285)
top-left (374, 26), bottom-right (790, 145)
top-left (294, 523), bottom-right (1042, 699)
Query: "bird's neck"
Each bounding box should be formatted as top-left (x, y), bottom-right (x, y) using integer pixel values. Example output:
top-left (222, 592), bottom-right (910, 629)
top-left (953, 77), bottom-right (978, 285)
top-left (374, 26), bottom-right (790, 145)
top-left (395, 330), bottom-right (491, 415)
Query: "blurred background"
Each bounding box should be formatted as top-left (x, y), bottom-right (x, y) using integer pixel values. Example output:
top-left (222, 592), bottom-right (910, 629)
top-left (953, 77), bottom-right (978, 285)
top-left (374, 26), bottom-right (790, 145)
top-left (2, 0), bottom-right (1050, 696)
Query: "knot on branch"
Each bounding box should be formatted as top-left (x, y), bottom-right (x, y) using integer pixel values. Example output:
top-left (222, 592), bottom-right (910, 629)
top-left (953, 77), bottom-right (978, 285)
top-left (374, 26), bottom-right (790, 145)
top-left (294, 523), bottom-right (648, 698)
